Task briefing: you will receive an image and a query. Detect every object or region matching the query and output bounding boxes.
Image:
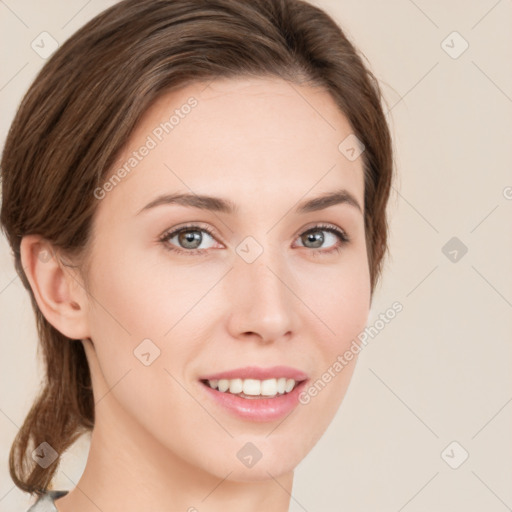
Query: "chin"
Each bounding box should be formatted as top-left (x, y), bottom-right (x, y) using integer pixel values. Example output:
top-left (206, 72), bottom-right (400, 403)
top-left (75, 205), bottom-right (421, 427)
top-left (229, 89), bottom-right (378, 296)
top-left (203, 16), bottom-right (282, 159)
top-left (196, 444), bottom-right (302, 482)
top-left (222, 460), bottom-right (296, 482)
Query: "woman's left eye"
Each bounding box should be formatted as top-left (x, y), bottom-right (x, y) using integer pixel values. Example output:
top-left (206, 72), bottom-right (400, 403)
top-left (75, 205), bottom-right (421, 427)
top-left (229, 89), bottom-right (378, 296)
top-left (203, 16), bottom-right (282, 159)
top-left (159, 223), bottom-right (350, 256)
top-left (295, 224), bottom-right (350, 255)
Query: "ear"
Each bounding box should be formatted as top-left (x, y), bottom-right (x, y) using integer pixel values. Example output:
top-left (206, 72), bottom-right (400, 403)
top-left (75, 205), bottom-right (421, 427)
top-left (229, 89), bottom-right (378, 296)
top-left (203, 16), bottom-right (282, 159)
top-left (20, 234), bottom-right (90, 340)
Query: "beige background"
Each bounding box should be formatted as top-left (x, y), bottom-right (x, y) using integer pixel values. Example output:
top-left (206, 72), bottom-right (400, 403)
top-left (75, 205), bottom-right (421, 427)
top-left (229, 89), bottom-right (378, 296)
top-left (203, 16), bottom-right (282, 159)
top-left (1, 1), bottom-right (511, 511)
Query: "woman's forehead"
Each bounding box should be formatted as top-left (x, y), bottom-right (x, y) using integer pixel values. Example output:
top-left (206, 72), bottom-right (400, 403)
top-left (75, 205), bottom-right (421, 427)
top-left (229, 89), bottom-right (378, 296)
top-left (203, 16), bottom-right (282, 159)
top-left (101, 76), bottom-right (365, 209)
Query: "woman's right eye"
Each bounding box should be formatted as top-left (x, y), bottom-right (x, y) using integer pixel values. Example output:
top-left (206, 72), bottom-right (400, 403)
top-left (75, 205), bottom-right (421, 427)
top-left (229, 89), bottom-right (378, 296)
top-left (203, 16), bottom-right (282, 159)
top-left (159, 225), bottom-right (219, 256)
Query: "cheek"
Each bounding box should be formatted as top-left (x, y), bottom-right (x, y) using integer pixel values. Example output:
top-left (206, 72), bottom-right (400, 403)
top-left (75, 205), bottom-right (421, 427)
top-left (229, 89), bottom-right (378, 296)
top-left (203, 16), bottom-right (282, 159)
top-left (87, 251), bottom-right (172, 339)
top-left (325, 268), bottom-right (370, 346)
top-left (296, 252), bottom-right (370, 413)
top-left (297, 249), bottom-right (371, 343)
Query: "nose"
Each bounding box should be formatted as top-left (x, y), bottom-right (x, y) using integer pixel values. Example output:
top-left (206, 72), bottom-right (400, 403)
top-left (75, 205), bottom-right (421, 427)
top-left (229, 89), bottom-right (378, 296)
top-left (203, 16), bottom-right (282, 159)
top-left (226, 246), bottom-right (299, 344)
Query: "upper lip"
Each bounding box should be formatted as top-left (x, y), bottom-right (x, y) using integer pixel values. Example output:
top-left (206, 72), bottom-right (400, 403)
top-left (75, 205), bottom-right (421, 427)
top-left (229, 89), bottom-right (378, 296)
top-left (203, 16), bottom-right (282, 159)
top-left (200, 365), bottom-right (309, 382)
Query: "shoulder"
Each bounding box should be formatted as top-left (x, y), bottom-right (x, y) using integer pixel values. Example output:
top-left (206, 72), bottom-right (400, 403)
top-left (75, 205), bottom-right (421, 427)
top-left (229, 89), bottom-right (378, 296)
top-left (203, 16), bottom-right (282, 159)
top-left (26, 490), bottom-right (69, 512)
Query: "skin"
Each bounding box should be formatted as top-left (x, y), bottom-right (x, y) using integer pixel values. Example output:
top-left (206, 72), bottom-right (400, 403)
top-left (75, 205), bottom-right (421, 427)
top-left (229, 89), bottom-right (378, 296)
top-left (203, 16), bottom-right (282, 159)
top-left (21, 76), bottom-right (371, 512)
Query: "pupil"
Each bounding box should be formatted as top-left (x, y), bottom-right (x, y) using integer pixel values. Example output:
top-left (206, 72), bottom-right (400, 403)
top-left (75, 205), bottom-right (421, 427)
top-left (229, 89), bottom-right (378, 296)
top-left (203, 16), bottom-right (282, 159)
top-left (305, 230), bottom-right (323, 248)
top-left (180, 230), bottom-right (201, 248)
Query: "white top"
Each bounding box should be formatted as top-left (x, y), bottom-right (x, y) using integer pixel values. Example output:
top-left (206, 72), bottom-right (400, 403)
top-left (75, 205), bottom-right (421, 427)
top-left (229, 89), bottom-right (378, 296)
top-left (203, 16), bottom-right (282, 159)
top-left (26, 490), bottom-right (69, 512)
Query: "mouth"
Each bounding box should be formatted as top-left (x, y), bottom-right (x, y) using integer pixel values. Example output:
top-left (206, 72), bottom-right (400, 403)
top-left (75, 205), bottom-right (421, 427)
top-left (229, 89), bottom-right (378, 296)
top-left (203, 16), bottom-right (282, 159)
top-left (198, 374), bottom-right (310, 422)
top-left (199, 377), bottom-right (306, 399)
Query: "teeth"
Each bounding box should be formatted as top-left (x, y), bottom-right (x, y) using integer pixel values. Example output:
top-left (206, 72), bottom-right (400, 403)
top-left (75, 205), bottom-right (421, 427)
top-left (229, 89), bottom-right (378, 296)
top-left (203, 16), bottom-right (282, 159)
top-left (218, 379), bottom-right (229, 392)
top-left (243, 379), bottom-right (261, 396)
top-left (284, 378), bottom-right (295, 393)
top-left (229, 378), bottom-right (243, 394)
top-left (206, 377), bottom-right (298, 397)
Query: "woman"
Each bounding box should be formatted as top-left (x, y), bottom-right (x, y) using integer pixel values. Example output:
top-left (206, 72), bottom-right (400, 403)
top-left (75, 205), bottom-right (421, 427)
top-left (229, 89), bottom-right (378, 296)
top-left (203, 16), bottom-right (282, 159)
top-left (1, 0), bottom-right (393, 510)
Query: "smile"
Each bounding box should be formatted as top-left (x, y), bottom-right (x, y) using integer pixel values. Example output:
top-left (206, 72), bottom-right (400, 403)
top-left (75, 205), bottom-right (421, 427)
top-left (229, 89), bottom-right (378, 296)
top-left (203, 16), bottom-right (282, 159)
top-left (202, 377), bottom-right (299, 398)
top-left (199, 378), bottom-right (309, 422)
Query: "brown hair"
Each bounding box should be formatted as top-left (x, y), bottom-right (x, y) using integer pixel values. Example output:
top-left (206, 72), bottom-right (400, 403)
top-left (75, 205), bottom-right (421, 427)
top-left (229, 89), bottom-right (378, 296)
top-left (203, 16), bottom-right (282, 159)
top-left (1, 0), bottom-right (393, 496)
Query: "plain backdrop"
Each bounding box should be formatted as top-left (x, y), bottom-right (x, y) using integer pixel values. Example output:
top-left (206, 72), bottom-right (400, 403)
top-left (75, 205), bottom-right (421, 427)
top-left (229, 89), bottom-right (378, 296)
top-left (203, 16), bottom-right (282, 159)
top-left (1, 1), bottom-right (511, 511)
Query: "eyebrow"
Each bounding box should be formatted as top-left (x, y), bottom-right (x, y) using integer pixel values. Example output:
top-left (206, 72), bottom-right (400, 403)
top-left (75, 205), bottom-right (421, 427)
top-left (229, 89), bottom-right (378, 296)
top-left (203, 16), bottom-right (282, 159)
top-left (136, 188), bottom-right (363, 216)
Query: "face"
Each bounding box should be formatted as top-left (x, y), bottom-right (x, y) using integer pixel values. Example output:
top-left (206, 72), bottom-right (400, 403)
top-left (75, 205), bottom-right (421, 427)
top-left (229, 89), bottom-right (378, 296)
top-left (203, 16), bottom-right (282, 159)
top-left (82, 76), bottom-right (371, 481)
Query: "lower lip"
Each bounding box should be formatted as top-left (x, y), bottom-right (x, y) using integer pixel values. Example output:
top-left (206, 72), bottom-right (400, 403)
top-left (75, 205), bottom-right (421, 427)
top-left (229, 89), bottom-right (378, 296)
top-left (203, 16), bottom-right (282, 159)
top-left (199, 380), bottom-right (308, 422)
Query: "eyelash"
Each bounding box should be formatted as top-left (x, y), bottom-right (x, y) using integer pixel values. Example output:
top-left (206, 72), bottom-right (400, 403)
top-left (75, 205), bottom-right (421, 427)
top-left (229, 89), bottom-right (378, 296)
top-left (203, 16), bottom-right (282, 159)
top-left (159, 223), bottom-right (350, 257)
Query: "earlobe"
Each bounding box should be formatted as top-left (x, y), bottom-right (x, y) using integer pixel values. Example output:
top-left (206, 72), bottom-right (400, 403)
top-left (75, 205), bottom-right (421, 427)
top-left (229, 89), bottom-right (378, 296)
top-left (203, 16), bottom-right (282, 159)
top-left (19, 234), bottom-right (90, 340)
